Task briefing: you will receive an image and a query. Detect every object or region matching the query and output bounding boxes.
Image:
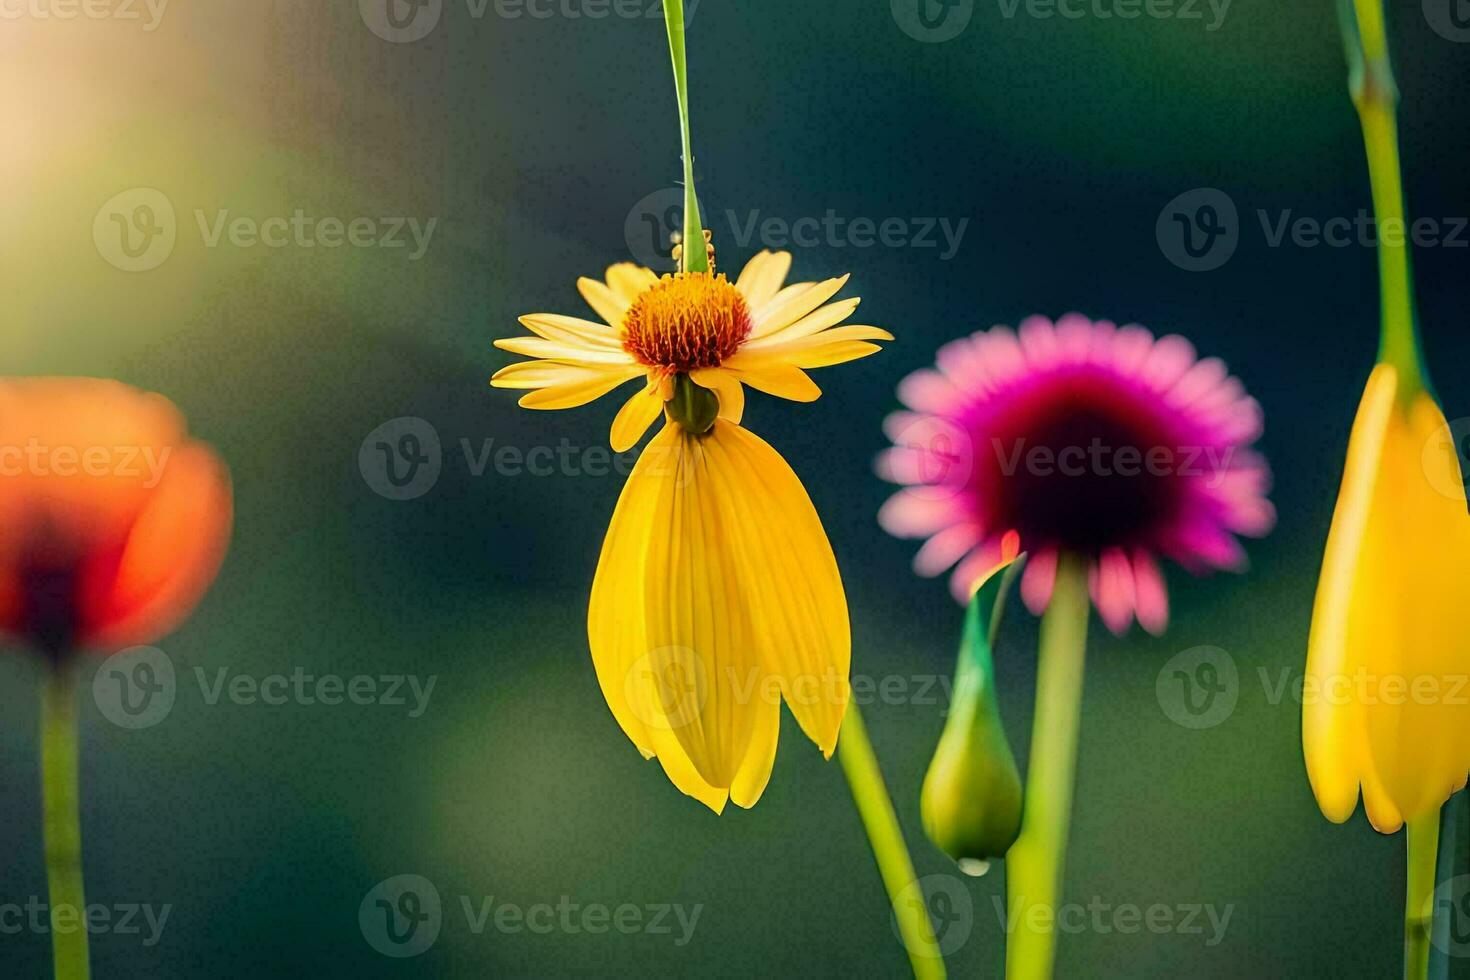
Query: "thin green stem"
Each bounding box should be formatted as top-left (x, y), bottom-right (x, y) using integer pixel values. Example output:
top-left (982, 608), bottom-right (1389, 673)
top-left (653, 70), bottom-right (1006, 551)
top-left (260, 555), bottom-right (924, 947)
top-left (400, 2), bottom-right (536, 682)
top-left (1405, 811), bottom-right (1439, 980)
top-left (42, 661), bottom-right (91, 980)
top-left (1338, 0), bottom-right (1425, 398)
top-left (838, 704), bottom-right (946, 980)
top-left (1005, 553), bottom-right (1090, 980)
top-left (660, 0), bottom-right (706, 273)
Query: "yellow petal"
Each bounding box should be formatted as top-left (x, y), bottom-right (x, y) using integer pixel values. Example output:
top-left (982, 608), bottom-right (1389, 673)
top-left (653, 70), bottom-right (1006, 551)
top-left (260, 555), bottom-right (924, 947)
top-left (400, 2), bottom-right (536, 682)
top-left (702, 422), bottom-right (851, 755)
top-left (751, 275), bottom-right (850, 337)
top-left (1304, 364), bottom-right (1470, 830)
top-left (689, 368), bottom-right (745, 424)
top-left (491, 361), bottom-right (611, 390)
top-left (781, 341), bottom-right (884, 370)
top-left (517, 366), bottom-right (642, 409)
top-left (495, 336), bottom-right (633, 365)
top-left (638, 425), bottom-right (764, 789)
top-left (730, 701), bottom-right (781, 809)
top-left (734, 250), bottom-right (791, 309)
top-left (517, 313), bottom-right (622, 348)
top-left (577, 277), bottom-right (630, 328)
top-left (606, 263), bottom-right (658, 302)
top-left (721, 354), bottom-right (822, 402)
top-left (749, 298), bottom-right (863, 347)
top-left (609, 375), bottom-right (665, 452)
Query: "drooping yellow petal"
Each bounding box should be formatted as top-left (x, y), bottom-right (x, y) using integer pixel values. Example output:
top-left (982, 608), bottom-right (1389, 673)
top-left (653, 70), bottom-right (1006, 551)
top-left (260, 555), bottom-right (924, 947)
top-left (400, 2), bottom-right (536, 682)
top-left (702, 422), bottom-right (851, 755)
top-left (734, 250), bottom-right (791, 310)
top-left (585, 420), bottom-right (851, 811)
top-left (689, 368), bottom-right (745, 424)
top-left (1304, 364), bottom-right (1470, 832)
top-left (609, 375), bottom-right (665, 452)
top-left (730, 700), bottom-right (781, 809)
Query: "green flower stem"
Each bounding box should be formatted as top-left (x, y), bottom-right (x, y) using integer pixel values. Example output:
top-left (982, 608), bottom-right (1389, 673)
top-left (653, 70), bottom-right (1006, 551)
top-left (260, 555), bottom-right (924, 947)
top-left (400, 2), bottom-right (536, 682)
top-left (660, 0), bottom-right (706, 273)
top-left (1405, 811), bottom-right (1439, 980)
top-left (1005, 553), bottom-right (1090, 980)
top-left (1337, 0), bottom-right (1424, 398)
top-left (42, 660), bottom-right (91, 980)
top-left (838, 703), bottom-right (946, 980)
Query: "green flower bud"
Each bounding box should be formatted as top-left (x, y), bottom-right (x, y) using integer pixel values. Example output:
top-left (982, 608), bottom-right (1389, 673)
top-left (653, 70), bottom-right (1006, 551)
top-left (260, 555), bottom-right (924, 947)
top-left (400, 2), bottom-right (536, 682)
top-left (920, 556), bottom-right (1024, 875)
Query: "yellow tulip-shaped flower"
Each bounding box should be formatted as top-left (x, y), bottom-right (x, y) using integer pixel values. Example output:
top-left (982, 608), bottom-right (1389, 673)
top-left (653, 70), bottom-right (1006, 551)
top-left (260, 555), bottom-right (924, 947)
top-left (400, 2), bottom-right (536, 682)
top-left (492, 250), bottom-right (891, 811)
top-left (1304, 364), bottom-right (1470, 832)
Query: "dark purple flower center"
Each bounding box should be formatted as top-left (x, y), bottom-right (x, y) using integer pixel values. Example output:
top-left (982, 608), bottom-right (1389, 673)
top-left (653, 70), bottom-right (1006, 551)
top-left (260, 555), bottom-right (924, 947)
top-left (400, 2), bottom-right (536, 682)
top-left (969, 374), bottom-right (1191, 556)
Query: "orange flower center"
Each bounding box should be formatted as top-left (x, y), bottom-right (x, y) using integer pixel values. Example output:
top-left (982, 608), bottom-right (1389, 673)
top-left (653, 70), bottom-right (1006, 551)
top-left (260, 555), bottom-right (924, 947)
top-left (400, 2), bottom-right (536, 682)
top-left (620, 272), bottom-right (752, 372)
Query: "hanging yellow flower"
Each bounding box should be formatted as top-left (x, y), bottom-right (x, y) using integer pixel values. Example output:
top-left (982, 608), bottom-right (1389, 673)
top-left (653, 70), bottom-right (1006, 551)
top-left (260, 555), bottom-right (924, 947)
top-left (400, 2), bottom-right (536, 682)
top-left (492, 251), bottom-right (891, 811)
top-left (1303, 363), bottom-right (1470, 833)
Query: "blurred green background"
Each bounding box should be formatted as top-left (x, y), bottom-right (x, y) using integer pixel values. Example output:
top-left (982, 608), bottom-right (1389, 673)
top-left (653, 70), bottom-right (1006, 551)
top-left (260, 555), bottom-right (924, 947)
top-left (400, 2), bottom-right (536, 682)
top-left (3, 0), bottom-right (1470, 976)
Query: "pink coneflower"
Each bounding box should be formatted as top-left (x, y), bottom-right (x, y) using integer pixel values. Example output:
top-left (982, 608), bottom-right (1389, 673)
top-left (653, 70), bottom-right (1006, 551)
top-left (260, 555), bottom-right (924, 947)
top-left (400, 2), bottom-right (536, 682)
top-left (878, 313), bottom-right (1273, 635)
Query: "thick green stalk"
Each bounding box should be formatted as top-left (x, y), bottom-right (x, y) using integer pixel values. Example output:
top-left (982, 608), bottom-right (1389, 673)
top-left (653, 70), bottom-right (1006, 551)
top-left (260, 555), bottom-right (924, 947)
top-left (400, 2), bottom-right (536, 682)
top-left (838, 704), bottom-right (946, 980)
top-left (1338, 0), bottom-right (1425, 399)
top-left (1005, 553), bottom-right (1090, 980)
top-left (42, 662), bottom-right (91, 980)
top-left (660, 0), bottom-right (707, 273)
top-left (1404, 812), bottom-right (1438, 980)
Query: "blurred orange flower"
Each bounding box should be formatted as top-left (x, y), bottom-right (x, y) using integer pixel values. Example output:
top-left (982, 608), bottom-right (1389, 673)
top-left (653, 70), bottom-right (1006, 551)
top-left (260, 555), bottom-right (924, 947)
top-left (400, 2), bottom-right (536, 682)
top-left (0, 378), bottom-right (232, 657)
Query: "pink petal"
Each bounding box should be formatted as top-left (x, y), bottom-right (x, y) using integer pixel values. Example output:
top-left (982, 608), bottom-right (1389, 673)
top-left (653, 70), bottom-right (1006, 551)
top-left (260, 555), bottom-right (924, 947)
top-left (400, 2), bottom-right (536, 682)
top-left (1020, 547), bottom-right (1058, 616)
top-left (877, 489), bottom-right (967, 539)
top-left (1090, 548), bottom-right (1136, 635)
top-left (1131, 550), bottom-right (1169, 635)
top-left (914, 522), bottom-right (984, 577)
